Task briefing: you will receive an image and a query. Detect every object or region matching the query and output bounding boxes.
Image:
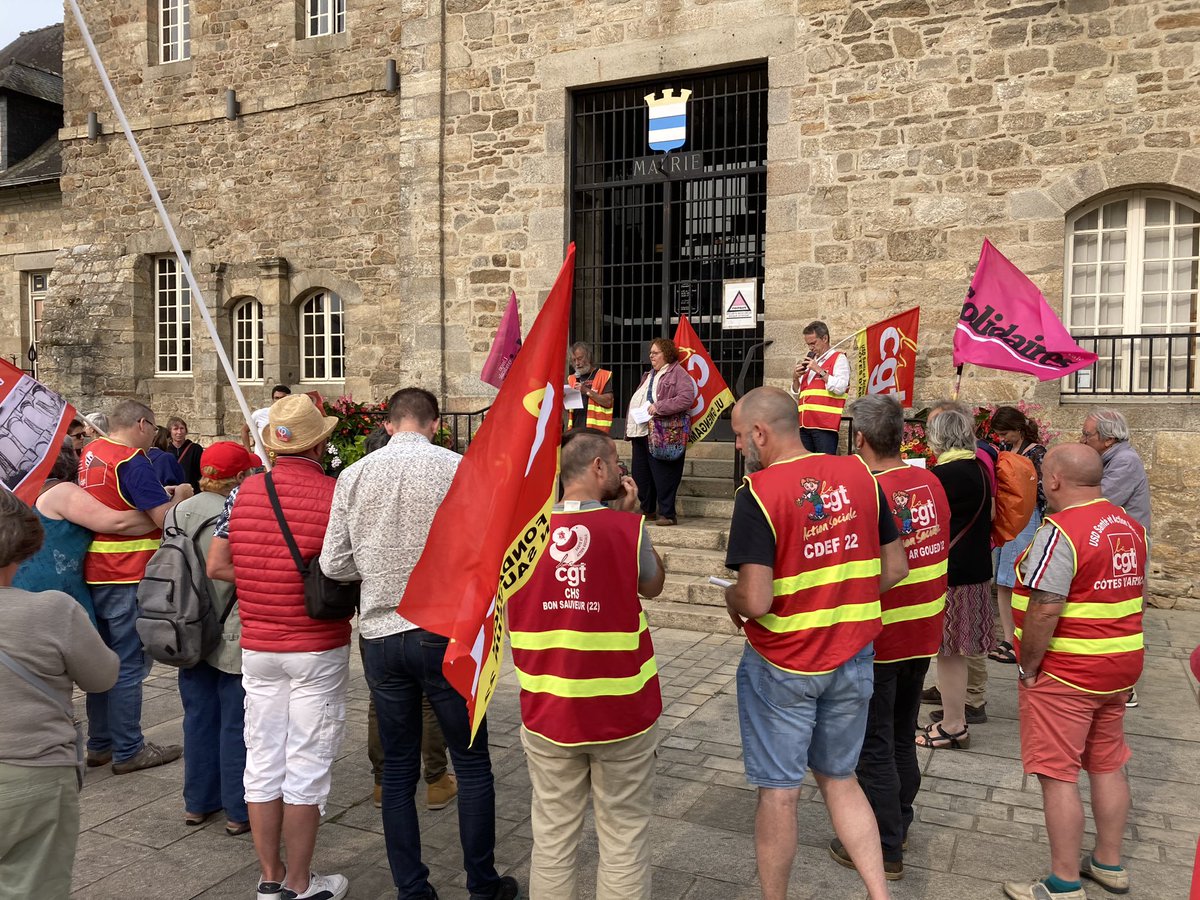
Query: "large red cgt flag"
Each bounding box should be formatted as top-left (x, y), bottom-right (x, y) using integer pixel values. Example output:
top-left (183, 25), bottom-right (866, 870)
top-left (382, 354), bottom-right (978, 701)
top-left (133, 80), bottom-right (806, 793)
top-left (0, 359), bottom-right (75, 504)
top-left (953, 239), bottom-right (1097, 380)
top-left (855, 307), bottom-right (920, 408)
top-left (399, 245), bottom-right (575, 741)
top-left (672, 316), bottom-right (734, 443)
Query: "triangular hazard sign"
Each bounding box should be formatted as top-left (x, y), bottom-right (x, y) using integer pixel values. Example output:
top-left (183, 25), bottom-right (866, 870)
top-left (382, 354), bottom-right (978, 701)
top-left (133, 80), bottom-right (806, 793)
top-left (727, 290), bottom-right (752, 312)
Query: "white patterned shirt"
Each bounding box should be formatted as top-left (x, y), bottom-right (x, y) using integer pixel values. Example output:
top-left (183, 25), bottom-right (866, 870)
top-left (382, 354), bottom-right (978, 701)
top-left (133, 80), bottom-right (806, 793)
top-left (319, 431), bottom-right (460, 640)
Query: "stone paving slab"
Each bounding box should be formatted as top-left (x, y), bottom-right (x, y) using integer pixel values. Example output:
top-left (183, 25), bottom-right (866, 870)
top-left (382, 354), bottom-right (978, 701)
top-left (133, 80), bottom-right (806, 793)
top-left (70, 609), bottom-right (1200, 899)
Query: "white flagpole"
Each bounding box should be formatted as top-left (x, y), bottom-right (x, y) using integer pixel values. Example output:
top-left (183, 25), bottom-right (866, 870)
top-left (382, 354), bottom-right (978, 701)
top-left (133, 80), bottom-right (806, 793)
top-left (65, 0), bottom-right (271, 468)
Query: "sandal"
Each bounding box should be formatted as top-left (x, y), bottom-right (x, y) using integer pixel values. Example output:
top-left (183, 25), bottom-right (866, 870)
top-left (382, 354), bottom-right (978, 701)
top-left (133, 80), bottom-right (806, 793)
top-left (989, 640), bottom-right (1017, 664)
top-left (224, 820), bottom-right (251, 836)
top-left (915, 722), bottom-right (970, 750)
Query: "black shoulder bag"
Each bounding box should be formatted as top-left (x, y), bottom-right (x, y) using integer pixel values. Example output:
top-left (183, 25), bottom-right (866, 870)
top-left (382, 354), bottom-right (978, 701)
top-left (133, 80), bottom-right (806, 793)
top-left (263, 472), bottom-right (359, 621)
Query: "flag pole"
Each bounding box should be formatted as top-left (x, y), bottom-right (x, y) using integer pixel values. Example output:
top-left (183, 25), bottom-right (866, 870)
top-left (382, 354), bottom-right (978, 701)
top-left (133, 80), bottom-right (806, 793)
top-left (952, 364), bottom-right (964, 400)
top-left (65, 0), bottom-right (270, 468)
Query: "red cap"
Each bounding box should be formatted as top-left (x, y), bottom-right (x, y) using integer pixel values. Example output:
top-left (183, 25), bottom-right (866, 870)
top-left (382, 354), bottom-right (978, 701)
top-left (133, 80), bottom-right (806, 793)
top-left (200, 441), bottom-right (261, 479)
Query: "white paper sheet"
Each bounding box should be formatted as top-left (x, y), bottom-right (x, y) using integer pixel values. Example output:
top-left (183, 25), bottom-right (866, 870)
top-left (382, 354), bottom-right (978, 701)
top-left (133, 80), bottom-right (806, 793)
top-left (629, 405), bottom-right (652, 425)
top-left (563, 385), bottom-right (584, 410)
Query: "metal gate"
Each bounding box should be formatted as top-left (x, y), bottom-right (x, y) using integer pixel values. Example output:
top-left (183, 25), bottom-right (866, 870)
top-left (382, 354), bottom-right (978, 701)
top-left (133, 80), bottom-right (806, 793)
top-left (570, 66), bottom-right (768, 434)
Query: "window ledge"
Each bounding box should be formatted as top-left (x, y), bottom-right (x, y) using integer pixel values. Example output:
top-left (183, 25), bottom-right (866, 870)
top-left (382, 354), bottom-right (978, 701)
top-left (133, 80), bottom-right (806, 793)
top-left (145, 58), bottom-right (194, 82)
top-left (295, 30), bottom-right (349, 57)
top-left (1058, 394), bottom-right (1199, 405)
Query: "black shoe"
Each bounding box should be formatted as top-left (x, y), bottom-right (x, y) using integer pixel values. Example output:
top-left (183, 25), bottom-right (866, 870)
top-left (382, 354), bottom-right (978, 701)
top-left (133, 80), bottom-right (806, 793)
top-left (930, 702), bottom-right (988, 725)
top-left (471, 875), bottom-right (519, 900)
top-left (920, 685), bottom-right (941, 705)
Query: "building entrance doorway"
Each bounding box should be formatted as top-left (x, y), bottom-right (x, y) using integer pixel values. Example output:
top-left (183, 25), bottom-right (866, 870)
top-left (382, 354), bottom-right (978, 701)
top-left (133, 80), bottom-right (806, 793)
top-left (570, 66), bottom-right (768, 434)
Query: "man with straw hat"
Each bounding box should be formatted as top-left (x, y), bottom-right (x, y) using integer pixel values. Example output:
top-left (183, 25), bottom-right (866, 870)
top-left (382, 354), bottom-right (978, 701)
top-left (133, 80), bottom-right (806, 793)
top-left (207, 395), bottom-right (351, 900)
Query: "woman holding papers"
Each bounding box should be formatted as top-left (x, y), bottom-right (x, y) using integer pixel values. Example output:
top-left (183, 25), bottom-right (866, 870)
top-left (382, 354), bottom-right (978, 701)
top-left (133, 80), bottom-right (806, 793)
top-left (624, 338), bottom-right (697, 526)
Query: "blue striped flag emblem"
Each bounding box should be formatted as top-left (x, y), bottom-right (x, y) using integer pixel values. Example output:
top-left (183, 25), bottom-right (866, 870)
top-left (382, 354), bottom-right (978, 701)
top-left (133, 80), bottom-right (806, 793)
top-left (645, 89), bottom-right (691, 153)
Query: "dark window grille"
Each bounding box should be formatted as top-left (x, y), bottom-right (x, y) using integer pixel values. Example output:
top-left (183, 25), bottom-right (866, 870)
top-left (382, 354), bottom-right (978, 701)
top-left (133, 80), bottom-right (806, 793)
top-left (1061, 332), bottom-right (1199, 396)
top-left (570, 66), bottom-right (768, 433)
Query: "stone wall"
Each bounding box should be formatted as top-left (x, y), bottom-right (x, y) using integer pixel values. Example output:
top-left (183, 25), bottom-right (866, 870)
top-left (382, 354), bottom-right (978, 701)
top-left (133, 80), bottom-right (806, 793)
top-left (0, 183), bottom-right (61, 371)
top-left (38, 0), bottom-right (1200, 603)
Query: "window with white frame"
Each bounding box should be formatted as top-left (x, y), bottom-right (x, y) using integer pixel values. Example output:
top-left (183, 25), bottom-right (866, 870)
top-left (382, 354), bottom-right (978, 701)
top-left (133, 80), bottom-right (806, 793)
top-left (155, 256), bottom-right (192, 375)
top-left (160, 0), bottom-right (191, 64)
top-left (26, 271), bottom-right (48, 377)
top-left (233, 299), bottom-right (264, 382)
top-left (307, 0), bottom-right (346, 38)
top-left (1065, 190), bottom-right (1200, 395)
top-left (300, 291), bottom-right (345, 381)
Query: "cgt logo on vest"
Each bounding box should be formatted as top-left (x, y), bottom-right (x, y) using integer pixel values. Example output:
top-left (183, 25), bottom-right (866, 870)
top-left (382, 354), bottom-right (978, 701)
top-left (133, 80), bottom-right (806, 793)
top-left (1108, 533), bottom-right (1140, 578)
top-left (796, 478), bottom-right (851, 523)
top-left (549, 524), bottom-right (590, 588)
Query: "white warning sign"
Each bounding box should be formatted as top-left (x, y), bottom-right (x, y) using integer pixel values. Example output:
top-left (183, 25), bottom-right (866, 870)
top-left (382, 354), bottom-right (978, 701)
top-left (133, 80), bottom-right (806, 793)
top-left (722, 280), bottom-right (757, 331)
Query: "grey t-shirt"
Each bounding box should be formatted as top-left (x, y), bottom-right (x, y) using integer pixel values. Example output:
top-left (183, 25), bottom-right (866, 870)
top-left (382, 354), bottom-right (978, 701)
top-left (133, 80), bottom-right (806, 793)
top-left (0, 586), bottom-right (118, 767)
top-left (1016, 519), bottom-right (1074, 597)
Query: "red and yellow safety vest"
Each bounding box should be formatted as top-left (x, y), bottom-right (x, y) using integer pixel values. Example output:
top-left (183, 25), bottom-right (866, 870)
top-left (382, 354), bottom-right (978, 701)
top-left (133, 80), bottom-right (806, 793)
top-left (873, 465), bottom-right (950, 663)
top-left (797, 350), bottom-right (846, 433)
top-left (742, 454), bottom-right (883, 674)
top-left (1013, 499), bottom-right (1146, 694)
top-left (507, 506), bottom-right (660, 745)
top-left (568, 369), bottom-right (613, 432)
top-left (78, 438), bottom-right (162, 584)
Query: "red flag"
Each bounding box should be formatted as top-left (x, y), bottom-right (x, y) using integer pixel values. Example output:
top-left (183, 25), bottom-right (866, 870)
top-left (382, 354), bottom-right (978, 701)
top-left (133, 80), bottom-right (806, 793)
top-left (953, 239), bottom-right (1098, 380)
top-left (0, 359), bottom-right (75, 504)
top-left (400, 247), bottom-right (574, 740)
top-left (672, 316), bottom-right (734, 443)
top-left (480, 291), bottom-right (522, 388)
top-left (855, 308), bottom-right (920, 408)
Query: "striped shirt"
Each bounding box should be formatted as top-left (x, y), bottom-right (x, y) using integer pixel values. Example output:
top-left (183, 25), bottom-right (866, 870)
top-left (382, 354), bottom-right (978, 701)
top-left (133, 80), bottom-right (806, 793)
top-left (1017, 520), bottom-right (1073, 596)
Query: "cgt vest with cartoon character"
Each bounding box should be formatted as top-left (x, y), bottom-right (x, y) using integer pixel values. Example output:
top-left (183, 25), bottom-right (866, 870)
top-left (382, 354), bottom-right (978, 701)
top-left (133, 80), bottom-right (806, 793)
top-left (743, 454), bottom-right (883, 674)
top-left (873, 465), bottom-right (950, 663)
top-left (78, 438), bottom-right (162, 584)
top-left (1012, 498), bottom-right (1145, 694)
top-left (507, 506), bottom-right (661, 746)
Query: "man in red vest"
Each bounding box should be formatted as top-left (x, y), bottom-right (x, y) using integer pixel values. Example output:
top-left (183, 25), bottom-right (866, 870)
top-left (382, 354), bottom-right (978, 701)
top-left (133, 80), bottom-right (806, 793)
top-left (507, 428), bottom-right (665, 900)
top-left (723, 387), bottom-right (908, 900)
top-left (77, 399), bottom-right (192, 774)
top-left (834, 395), bottom-right (950, 882)
top-left (1004, 443), bottom-right (1146, 900)
top-left (791, 320), bottom-right (850, 455)
top-left (207, 395), bottom-right (350, 900)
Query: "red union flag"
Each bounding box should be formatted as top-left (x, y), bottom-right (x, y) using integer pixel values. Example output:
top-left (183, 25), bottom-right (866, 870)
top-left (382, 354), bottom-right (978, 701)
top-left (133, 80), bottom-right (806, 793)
top-left (855, 307), bottom-right (920, 408)
top-left (672, 316), bottom-right (734, 443)
top-left (0, 359), bottom-right (75, 504)
top-left (953, 239), bottom-right (1098, 380)
top-left (399, 245), bottom-right (575, 741)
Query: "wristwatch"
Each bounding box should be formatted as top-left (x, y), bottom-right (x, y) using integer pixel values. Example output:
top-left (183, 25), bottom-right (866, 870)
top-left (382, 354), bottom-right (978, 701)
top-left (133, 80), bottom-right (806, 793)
top-left (1017, 665), bottom-right (1037, 682)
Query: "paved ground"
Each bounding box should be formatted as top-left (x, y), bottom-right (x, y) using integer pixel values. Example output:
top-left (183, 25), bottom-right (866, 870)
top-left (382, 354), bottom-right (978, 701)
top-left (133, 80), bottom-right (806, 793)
top-left (72, 608), bottom-right (1200, 899)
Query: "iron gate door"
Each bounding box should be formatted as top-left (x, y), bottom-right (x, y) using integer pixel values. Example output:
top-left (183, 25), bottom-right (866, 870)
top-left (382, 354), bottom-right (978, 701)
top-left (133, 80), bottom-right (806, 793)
top-left (570, 66), bottom-right (768, 435)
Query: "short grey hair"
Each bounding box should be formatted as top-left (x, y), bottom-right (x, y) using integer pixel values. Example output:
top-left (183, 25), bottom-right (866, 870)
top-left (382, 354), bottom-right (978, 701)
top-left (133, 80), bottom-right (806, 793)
top-left (570, 342), bottom-right (594, 364)
top-left (849, 394), bottom-right (904, 457)
top-left (1089, 408), bottom-right (1129, 443)
top-left (109, 400), bottom-right (153, 430)
top-left (84, 412), bottom-right (109, 433)
top-left (926, 407), bottom-right (976, 455)
top-left (929, 399), bottom-right (973, 419)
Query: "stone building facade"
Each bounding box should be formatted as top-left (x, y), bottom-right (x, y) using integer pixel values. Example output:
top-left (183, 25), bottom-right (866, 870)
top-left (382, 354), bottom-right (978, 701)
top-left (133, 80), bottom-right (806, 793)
top-left (5, 0), bottom-right (1200, 603)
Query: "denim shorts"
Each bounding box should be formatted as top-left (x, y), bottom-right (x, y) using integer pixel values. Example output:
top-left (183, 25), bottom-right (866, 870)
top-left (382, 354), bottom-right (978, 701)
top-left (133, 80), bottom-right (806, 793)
top-left (736, 642), bottom-right (874, 787)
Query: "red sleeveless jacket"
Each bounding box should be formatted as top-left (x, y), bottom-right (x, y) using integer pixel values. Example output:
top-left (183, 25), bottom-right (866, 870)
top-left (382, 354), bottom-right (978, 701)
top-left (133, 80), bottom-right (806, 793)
top-left (229, 456), bottom-right (350, 652)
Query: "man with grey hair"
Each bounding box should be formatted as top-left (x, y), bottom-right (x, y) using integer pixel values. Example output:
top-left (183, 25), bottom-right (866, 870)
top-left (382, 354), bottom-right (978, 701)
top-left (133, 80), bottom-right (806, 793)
top-left (567, 342), bottom-right (615, 432)
top-left (1080, 409), bottom-right (1150, 529)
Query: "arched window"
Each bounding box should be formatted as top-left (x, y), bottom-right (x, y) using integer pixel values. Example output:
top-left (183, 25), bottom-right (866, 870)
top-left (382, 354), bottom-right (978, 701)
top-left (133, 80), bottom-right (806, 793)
top-left (1066, 190), bottom-right (1199, 395)
top-left (232, 299), bottom-right (263, 382)
top-left (299, 290), bottom-right (345, 381)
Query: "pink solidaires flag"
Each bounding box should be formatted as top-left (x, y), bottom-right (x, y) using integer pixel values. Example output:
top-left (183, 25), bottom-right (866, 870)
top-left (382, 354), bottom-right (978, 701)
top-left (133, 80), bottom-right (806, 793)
top-left (480, 291), bottom-right (522, 388)
top-left (953, 239), bottom-right (1098, 381)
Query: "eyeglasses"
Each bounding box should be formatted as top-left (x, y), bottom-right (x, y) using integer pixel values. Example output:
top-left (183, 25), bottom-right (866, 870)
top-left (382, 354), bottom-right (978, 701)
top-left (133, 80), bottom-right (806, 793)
top-left (139, 417), bottom-right (157, 430)
top-left (1081, 430), bottom-right (1097, 439)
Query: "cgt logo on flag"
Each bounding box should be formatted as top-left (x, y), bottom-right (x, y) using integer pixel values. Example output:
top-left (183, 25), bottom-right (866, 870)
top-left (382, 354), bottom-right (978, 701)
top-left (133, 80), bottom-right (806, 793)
top-left (644, 89), bottom-right (691, 153)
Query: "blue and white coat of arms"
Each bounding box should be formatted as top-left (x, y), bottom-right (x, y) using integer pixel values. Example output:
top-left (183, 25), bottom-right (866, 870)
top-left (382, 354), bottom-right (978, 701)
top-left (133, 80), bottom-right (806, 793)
top-left (644, 88), bottom-right (692, 153)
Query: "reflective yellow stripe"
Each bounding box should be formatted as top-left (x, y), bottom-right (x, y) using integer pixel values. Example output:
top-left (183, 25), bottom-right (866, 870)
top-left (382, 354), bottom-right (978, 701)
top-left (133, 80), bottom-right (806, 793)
top-left (513, 656), bottom-right (658, 697)
top-left (1013, 629), bottom-right (1144, 656)
top-left (799, 387), bottom-right (840, 399)
top-left (801, 402), bottom-right (845, 416)
top-left (881, 594), bottom-right (945, 626)
top-left (894, 560), bottom-right (947, 588)
top-left (87, 538), bottom-right (160, 553)
top-left (1012, 594), bottom-right (1142, 620)
top-left (773, 558), bottom-right (881, 595)
top-left (755, 599), bottom-right (881, 634)
top-left (510, 613), bottom-right (648, 652)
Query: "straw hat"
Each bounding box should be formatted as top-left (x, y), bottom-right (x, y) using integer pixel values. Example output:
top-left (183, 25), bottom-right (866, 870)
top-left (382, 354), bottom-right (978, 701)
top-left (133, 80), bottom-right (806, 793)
top-left (260, 394), bottom-right (338, 455)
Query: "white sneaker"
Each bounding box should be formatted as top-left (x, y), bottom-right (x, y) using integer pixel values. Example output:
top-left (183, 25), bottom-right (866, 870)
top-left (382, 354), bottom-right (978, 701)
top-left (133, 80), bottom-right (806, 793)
top-left (1125, 688), bottom-right (1138, 709)
top-left (282, 872), bottom-right (349, 900)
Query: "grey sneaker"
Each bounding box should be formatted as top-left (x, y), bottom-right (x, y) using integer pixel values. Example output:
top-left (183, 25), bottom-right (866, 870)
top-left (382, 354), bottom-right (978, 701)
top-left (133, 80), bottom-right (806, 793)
top-left (111, 741), bottom-right (182, 774)
top-left (1080, 854), bottom-right (1129, 894)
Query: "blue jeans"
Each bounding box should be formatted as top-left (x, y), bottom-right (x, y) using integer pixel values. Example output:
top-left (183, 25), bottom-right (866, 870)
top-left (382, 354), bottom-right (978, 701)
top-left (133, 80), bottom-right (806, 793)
top-left (86, 583), bottom-right (148, 762)
top-left (361, 629), bottom-right (502, 900)
top-left (800, 427), bottom-right (840, 455)
top-left (178, 661), bottom-right (248, 823)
